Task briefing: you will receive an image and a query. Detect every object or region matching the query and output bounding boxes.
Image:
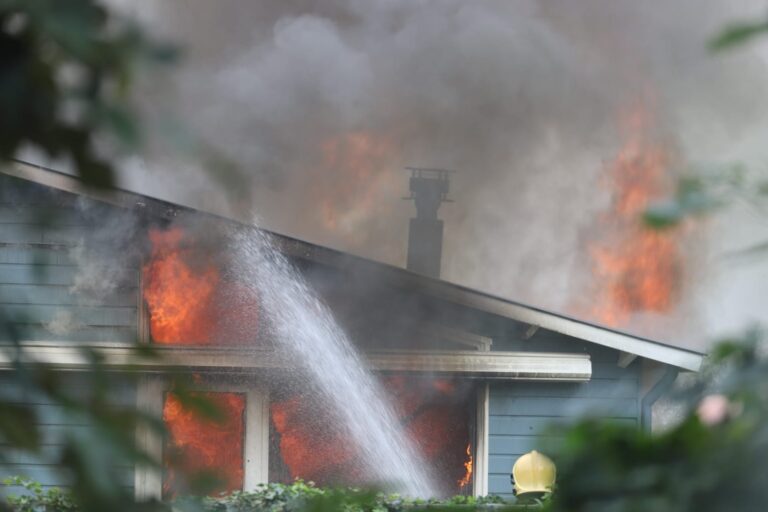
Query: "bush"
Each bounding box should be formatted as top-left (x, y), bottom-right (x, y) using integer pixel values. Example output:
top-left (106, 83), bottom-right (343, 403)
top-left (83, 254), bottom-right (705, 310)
top-left (1, 478), bottom-right (532, 512)
top-left (1, 477), bottom-right (77, 512)
top-left (194, 482), bottom-right (514, 511)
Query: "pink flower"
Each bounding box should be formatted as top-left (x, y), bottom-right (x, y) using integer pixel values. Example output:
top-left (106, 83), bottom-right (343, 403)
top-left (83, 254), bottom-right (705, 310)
top-left (697, 394), bottom-right (730, 425)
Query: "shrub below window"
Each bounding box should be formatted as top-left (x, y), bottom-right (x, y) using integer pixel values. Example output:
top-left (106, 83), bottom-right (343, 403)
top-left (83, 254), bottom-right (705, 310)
top-left (2, 478), bottom-right (533, 511)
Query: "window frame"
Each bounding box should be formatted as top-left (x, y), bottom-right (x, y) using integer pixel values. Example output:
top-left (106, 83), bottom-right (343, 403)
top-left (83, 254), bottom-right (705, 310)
top-left (473, 382), bottom-right (489, 497)
top-left (134, 374), bottom-right (269, 500)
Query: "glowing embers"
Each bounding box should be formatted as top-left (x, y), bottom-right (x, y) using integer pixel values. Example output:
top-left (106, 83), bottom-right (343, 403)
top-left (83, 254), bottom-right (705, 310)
top-left (269, 377), bottom-right (474, 496)
top-left (142, 227), bottom-right (259, 345)
top-left (587, 103), bottom-right (681, 327)
top-left (162, 391), bottom-right (245, 500)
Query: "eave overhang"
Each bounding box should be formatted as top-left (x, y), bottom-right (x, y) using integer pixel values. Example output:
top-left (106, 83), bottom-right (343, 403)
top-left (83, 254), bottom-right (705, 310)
top-left (0, 344), bottom-right (592, 382)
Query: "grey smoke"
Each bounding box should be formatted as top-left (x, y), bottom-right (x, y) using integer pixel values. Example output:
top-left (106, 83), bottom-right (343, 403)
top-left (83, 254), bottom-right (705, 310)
top-left (45, 310), bottom-right (85, 336)
top-left (103, 0), bottom-right (768, 349)
top-left (68, 198), bottom-right (143, 299)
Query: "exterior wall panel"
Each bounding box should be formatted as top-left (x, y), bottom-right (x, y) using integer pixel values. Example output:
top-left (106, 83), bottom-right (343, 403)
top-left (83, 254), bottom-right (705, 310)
top-left (0, 373), bottom-right (136, 491)
top-left (487, 330), bottom-right (641, 499)
top-left (0, 177), bottom-right (139, 344)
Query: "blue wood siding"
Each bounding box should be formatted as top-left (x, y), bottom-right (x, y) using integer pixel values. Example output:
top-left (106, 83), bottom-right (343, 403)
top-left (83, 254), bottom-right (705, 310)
top-left (0, 373), bottom-right (136, 491)
top-left (487, 329), bottom-right (640, 498)
top-left (0, 179), bottom-right (139, 344)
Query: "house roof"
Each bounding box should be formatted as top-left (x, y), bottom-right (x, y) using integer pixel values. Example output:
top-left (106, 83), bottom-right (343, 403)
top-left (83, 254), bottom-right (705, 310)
top-left (2, 159), bottom-right (706, 372)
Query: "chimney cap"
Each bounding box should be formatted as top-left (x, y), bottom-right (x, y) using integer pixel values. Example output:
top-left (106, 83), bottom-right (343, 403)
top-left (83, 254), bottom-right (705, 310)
top-left (404, 166), bottom-right (457, 179)
top-left (403, 167), bottom-right (455, 205)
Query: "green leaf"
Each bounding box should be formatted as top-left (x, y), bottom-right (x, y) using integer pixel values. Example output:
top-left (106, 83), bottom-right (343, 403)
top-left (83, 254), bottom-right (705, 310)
top-left (0, 402), bottom-right (40, 450)
top-left (709, 20), bottom-right (768, 52)
top-left (643, 202), bottom-right (683, 229)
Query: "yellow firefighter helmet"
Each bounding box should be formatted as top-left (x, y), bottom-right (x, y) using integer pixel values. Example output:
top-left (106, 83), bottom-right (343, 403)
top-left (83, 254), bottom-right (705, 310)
top-left (511, 450), bottom-right (556, 497)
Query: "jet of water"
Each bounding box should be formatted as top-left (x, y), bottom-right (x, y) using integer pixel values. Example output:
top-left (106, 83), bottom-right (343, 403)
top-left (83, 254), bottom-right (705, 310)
top-left (230, 225), bottom-right (436, 497)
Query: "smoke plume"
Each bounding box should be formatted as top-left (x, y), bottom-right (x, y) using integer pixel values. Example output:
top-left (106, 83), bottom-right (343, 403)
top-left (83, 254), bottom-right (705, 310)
top-left (104, 0), bottom-right (768, 348)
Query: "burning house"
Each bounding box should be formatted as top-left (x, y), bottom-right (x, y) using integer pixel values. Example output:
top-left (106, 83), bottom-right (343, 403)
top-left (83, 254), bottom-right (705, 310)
top-left (0, 161), bottom-right (703, 500)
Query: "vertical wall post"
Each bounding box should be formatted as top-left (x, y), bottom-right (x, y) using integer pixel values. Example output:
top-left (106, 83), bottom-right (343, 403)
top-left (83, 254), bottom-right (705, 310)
top-left (134, 376), bottom-right (163, 501)
top-left (244, 389), bottom-right (270, 489)
top-left (474, 383), bottom-right (490, 496)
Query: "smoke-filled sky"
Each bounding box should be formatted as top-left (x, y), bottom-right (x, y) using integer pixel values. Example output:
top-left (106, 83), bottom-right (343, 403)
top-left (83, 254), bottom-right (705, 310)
top-left (84, 1), bottom-right (768, 349)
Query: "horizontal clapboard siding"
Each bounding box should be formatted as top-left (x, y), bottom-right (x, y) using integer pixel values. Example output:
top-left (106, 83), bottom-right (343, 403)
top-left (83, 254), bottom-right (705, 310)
top-left (0, 465), bottom-right (134, 490)
top-left (0, 325), bottom-right (137, 343)
top-left (0, 373), bottom-right (136, 491)
top-left (498, 378), bottom-right (638, 399)
top-left (0, 224), bottom-right (87, 244)
top-left (490, 395), bottom-right (637, 418)
top-left (2, 304), bottom-right (136, 326)
top-left (487, 331), bottom-right (640, 498)
top-left (0, 188), bottom-right (139, 344)
top-left (0, 464), bottom-right (134, 488)
top-left (0, 248), bottom-right (75, 266)
top-left (0, 284), bottom-right (136, 307)
top-left (0, 376), bottom-right (137, 407)
top-left (0, 263), bottom-right (79, 285)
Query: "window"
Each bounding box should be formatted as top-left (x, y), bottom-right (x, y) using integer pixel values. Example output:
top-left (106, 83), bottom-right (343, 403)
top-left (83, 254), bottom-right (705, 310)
top-left (135, 373), bottom-right (484, 499)
top-left (162, 390), bottom-right (246, 499)
top-left (267, 375), bottom-right (479, 497)
top-left (134, 376), bottom-right (269, 500)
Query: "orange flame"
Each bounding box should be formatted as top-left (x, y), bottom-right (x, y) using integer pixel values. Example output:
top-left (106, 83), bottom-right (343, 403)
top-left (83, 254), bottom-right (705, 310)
top-left (588, 103), bottom-right (681, 327)
top-left (458, 443), bottom-right (473, 489)
top-left (162, 392), bottom-right (245, 499)
top-left (142, 227), bottom-right (260, 345)
top-left (270, 397), bottom-right (357, 482)
top-left (143, 228), bottom-right (219, 344)
top-left (317, 131), bottom-right (397, 234)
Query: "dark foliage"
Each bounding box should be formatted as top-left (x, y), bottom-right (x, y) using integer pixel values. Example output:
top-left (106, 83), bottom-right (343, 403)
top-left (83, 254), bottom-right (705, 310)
top-left (0, 0), bottom-right (175, 187)
top-left (547, 330), bottom-right (768, 512)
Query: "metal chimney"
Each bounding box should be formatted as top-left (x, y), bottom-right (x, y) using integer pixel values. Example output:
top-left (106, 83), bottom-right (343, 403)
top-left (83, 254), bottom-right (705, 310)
top-left (404, 167), bottom-right (453, 278)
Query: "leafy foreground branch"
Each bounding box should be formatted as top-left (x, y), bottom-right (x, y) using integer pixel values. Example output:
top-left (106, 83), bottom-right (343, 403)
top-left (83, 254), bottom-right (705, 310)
top-left (546, 329), bottom-right (768, 512)
top-left (2, 479), bottom-right (538, 512)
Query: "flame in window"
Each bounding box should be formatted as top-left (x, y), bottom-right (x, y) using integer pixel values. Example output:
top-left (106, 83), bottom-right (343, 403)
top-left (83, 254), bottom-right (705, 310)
top-left (162, 391), bottom-right (245, 499)
top-left (270, 377), bottom-right (472, 495)
top-left (458, 443), bottom-right (473, 489)
top-left (143, 228), bottom-right (219, 344)
top-left (142, 227), bottom-right (259, 345)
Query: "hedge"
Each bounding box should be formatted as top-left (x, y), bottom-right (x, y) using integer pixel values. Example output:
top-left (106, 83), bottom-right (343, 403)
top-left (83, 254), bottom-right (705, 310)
top-left (2, 478), bottom-right (542, 511)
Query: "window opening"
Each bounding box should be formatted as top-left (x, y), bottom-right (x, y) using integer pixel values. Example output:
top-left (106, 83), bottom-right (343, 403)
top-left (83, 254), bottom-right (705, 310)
top-left (162, 391), bottom-right (246, 499)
